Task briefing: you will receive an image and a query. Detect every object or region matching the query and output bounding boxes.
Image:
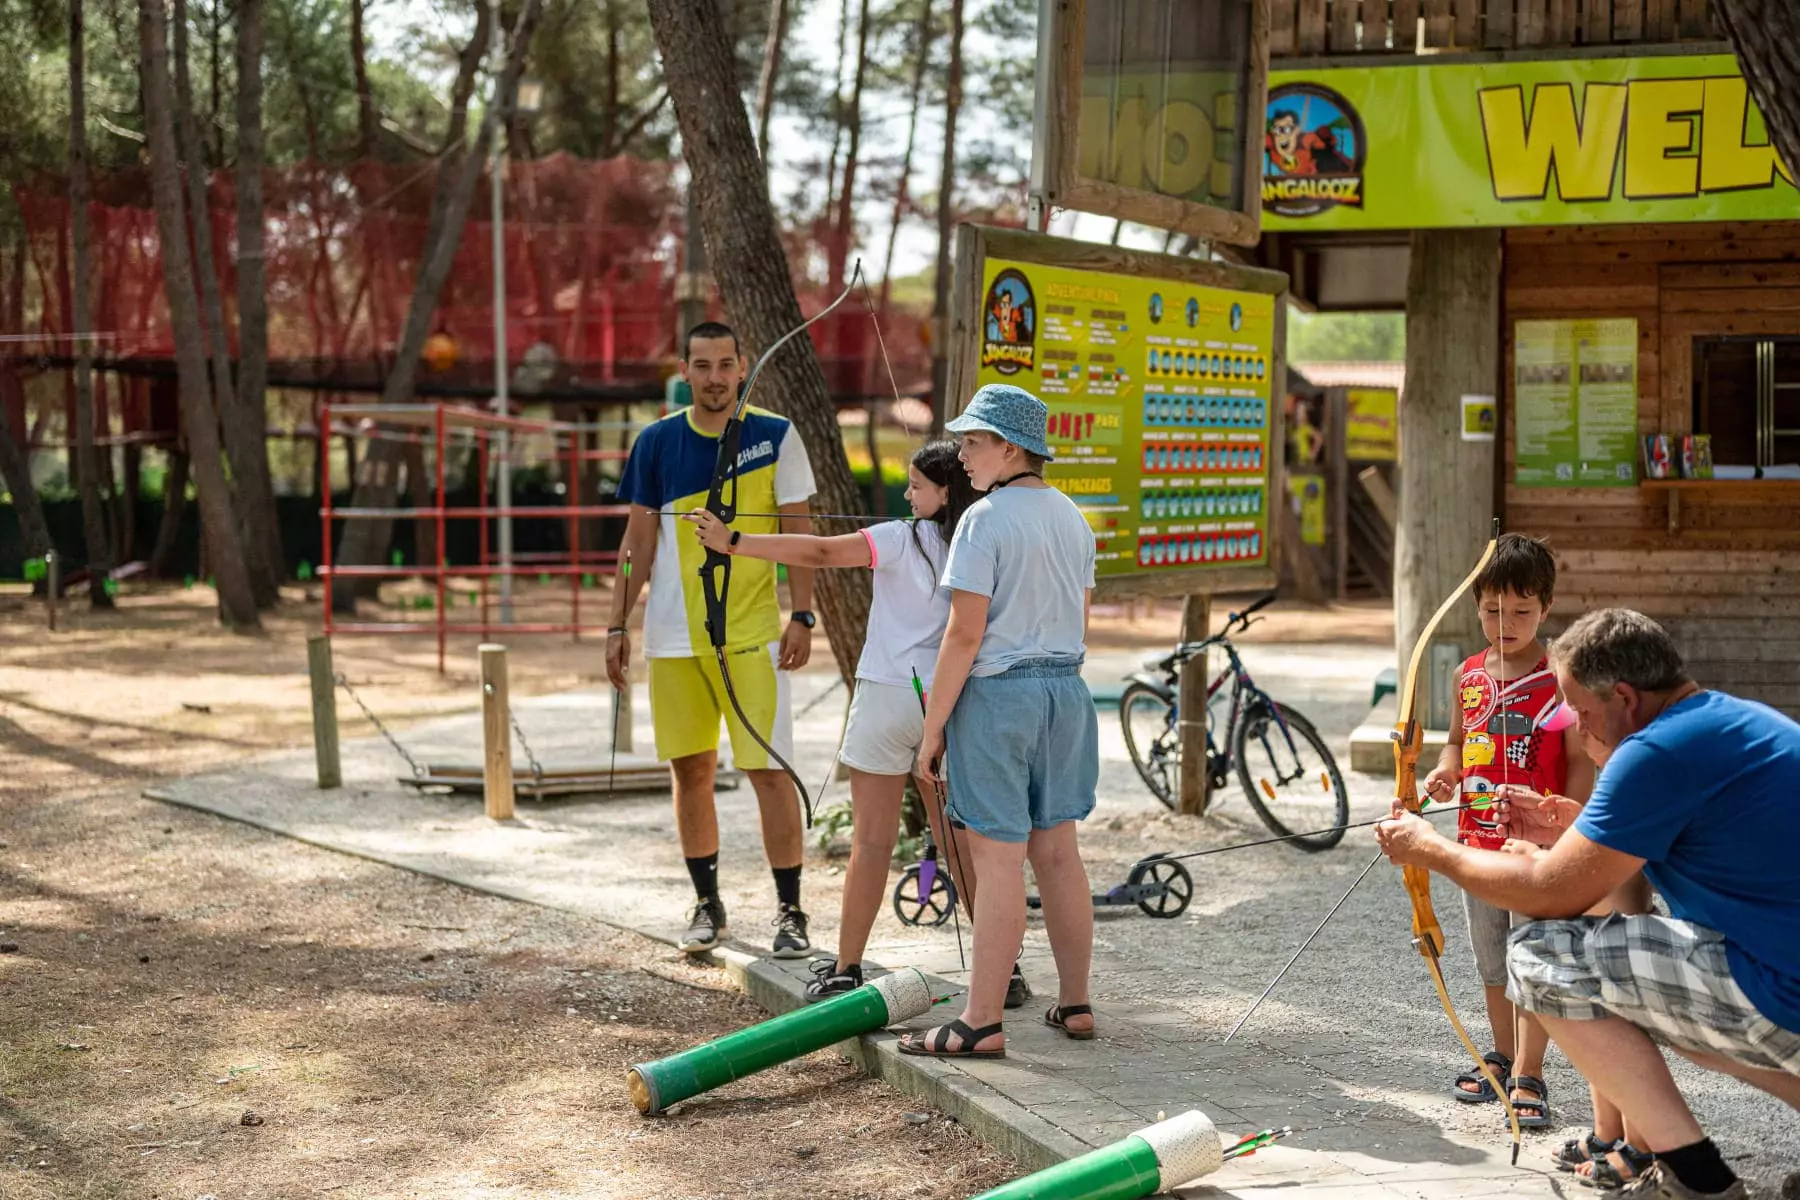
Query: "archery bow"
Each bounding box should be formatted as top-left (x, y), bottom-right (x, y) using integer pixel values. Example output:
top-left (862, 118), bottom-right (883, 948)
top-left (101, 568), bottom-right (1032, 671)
top-left (698, 261), bottom-right (874, 826)
top-left (1392, 516), bottom-right (1521, 1165)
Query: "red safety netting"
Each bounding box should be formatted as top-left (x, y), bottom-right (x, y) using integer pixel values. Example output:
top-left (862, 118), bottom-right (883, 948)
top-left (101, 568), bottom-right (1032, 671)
top-left (4, 153), bottom-right (962, 445)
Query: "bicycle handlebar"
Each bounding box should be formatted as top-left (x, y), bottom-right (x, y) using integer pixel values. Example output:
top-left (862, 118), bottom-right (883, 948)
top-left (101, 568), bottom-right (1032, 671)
top-left (1232, 591), bottom-right (1277, 623)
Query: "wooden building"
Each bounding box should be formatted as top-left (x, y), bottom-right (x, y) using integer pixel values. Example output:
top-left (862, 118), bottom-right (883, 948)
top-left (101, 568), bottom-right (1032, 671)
top-left (1250, 1), bottom-right (1800, 715)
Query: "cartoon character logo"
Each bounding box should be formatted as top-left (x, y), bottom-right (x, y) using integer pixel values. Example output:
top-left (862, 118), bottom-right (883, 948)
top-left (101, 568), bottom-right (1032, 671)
top-left (1149, 293), bottom-right (1164, 324)
top-left (980, 269), bottom-right (1036, 375)
top-left (1263, 83), bottom-right (1366, 218)
top-left (1459, 669), bottom-right (1499, 732)
top-left (1462, 775), bottom-right (1502, 832)
top-left (1462, 731), bottom-right (1496, 770)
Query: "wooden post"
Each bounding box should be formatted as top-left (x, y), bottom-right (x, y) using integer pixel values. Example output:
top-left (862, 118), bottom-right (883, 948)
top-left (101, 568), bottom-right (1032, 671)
top-left (480, 643), bottom-right (515, 820)
top-left (1177, 592), bottom-right (1212, 816)
top-left (1398, 229), bottom-right (1501, 723)
top-left (45, 549), bottom-right (58, 631)
top-left (1327, 388), bottom-right (1350, 601)
top-left (307, 634), bottom-right (342, 789)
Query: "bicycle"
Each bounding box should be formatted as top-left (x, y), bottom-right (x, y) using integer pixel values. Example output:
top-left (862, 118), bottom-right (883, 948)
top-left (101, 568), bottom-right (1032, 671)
top-left (1117, 591), bottom-right (1350, 851)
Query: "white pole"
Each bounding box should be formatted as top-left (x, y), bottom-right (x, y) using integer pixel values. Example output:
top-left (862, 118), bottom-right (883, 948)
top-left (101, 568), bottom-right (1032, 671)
top-left (490, 0), bottom-right (514, 624)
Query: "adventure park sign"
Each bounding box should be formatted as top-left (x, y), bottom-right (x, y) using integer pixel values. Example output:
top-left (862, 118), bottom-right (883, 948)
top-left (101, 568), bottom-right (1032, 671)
top-left (1258, 54), bottom-right (1796, 231)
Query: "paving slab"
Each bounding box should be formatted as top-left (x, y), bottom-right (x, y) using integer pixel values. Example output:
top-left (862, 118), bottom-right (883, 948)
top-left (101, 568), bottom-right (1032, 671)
top-left (146, 644), bottom-right (1798, 1197)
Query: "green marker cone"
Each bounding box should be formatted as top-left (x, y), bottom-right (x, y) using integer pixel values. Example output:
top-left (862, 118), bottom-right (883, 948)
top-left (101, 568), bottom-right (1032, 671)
top-left (184, 574), bottom-right (196, 589)
top-left (298, 562), bottom-right (313, 581)
top-left (539, 572), bottom-right (551, 586)
top-left (103, 578), bottom-right (119, 598)
top-left (205, 576), bottom-right (215, 589)
top-left (391, 549), bottom-right (404, 567)
top-left (627, 967), bottom-right (933, 1116)
top-left (968, 1110), bottom-right (1223, 1200)
top-left (23, 557), bottom-right (45, 583)
top-left (582, 573), bottom-right (595, 588)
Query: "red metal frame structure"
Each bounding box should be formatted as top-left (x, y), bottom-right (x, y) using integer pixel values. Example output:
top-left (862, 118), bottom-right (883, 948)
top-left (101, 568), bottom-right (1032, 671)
top-left (321, 401), bottom-right (630, 672)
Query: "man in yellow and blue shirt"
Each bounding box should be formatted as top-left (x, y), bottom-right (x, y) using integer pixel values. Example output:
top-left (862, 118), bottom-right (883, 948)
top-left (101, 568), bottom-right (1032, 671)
top-left (605, 322), bottom-right (818, 958)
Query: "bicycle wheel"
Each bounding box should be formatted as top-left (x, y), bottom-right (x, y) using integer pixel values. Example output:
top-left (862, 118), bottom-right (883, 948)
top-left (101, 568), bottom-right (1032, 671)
top-left (1119, 682), bottom-right (1178, 810)
top-left (1233, 703), bottom-right (1349, 850)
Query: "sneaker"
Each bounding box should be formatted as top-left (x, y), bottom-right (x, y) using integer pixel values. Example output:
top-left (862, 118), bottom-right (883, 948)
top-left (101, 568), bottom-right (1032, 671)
top-left (679, 897), bottom-right (727, 954)
top-left (1618, 1163), bottom-right (1746, 1200)
top-left (771, 904), bottom-right (811, 959)
top-left (1005, 962), bottom-right (1033, 1010)
top-left (804, 959), bottom-right (863, 1001)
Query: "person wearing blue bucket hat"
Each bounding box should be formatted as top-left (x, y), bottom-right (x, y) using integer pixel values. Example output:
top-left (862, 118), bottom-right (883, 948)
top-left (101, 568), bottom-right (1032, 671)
top-left (897, 382), bottom-right (1101, 1060)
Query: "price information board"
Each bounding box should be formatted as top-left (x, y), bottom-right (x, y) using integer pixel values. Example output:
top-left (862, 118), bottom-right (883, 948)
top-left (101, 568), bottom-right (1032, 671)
top-left (972, 255), bottom-right (1278, 581)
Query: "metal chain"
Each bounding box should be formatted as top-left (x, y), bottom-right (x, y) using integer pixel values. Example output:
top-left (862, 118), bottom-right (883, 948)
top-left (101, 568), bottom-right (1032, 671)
top-left (335, 672), bottom-right (426, 779)
top-left (508, 706), bottom-right (545, 784)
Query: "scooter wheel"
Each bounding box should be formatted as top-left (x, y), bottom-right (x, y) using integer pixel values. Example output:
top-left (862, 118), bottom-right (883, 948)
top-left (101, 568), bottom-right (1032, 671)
top-left (892, 864), bottom-right (957, 927)
top-left (1129, 854), bottom-right (1194, 919)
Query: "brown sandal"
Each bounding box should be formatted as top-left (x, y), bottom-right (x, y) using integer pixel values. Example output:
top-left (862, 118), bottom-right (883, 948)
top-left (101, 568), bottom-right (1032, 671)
top-left (897, 1019), bottom-right (1006, 1060)
top-left (1045, 1003), bottom-right (1096, 1040)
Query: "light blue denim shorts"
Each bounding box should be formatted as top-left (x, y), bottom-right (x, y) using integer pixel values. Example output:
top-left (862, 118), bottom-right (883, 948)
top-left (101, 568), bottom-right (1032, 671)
top-left (945, 655), bottom-right (1099, 843)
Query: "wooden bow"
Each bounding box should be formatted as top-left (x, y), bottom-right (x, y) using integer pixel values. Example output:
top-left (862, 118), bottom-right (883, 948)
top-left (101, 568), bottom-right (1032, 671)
top-left (1392, 518), bottom-right (1520, 1165)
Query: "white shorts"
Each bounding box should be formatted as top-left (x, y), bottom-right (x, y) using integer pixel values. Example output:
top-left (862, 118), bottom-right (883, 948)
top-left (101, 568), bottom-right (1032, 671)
top-left (839, 679), bottom-right (925, 776)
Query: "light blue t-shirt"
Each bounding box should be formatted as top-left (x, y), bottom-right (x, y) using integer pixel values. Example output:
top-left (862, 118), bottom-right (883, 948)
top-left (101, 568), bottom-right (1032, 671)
top-left (1574, 691), bottom-right (1800, 1033)
top-left (941, 485), bottom-right (1096, 676)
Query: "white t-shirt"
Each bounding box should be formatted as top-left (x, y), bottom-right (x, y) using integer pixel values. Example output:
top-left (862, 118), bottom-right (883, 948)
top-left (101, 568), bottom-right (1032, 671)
top-left (941, 486), bottom-right (1096, 676)
top-left (854, 519), bottom-right (951, 689)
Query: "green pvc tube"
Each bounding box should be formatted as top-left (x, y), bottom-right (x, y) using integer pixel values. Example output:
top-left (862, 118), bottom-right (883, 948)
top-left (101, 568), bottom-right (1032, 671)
top-left (968, 1111), bottom-right (1223, 1200)
top-left (969, 1137), bottom-right (1163, 1200)
top-left (628, 966), bottom-right (932, 1115)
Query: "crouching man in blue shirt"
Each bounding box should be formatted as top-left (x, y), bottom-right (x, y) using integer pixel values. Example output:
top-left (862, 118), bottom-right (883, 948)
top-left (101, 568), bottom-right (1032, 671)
top-left (1377, 608), bottom-right (1800, 1200)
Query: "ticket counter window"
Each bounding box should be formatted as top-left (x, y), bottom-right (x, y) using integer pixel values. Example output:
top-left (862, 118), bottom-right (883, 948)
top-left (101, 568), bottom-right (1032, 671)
top-left (1692, 336), bottom-right (1800, 470)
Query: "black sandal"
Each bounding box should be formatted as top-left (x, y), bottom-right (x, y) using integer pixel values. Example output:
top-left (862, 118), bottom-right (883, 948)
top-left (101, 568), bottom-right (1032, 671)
top-left (1451, 1050), bottom-right (1512, 1103)
top-left (1044, 1004), bottom-right (1095, 1041)
top-left (897, 1019), bottom-right (1005, 1060)
top-left (1557, 1132), bottom-right (1620, 1172)
top-left (1506, 1075), bottom-right (1552, 1129)
top-left (1578, 1144), bottom-right (1655, 1190)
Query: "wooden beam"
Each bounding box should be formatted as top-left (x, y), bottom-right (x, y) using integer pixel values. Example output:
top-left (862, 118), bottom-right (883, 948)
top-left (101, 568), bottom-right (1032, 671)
top-left (1178, 593), bottom-right (1212, 816)
top-left (480, 643), bottom-right (515, 821)
top-left (1299, 0), bottom-right (1328, 52)
top-left (307, 634), bottom-right (342, 789)
top-left (1330, 0), bottom-right (1359, 50)
top-left (1487, 0), bottom-right (1518, 46)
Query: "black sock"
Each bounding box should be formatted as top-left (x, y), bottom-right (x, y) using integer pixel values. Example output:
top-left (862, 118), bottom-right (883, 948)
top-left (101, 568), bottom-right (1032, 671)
top-left (1656, 1139), bottom-right (1736, 1196)
top-left (685, 853), bottom-right (719, 902)
top-left (773, 865), bottom-right (802, 909)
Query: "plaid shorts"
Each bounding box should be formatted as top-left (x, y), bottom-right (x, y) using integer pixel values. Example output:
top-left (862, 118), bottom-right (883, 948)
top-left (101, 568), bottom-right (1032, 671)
top-left (1507, 913), bottom-right (1800, 1076)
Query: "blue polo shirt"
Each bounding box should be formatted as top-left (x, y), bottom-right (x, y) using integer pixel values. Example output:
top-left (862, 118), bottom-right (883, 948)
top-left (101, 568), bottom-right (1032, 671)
top-left (1575, 691), bottom-right (1800, 1032)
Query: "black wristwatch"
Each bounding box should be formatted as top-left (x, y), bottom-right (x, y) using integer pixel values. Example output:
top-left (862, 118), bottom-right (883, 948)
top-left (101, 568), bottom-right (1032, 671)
top-left (789, 610), bottom-right (817, 629)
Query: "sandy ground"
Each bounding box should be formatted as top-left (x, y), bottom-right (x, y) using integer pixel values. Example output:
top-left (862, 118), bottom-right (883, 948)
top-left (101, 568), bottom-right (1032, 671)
top-left (0, 583), bottom-right (1028, 1200)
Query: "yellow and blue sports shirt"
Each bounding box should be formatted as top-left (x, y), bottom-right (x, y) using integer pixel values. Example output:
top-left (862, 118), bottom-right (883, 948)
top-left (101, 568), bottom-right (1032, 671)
top-left (618, 405), bottom-right (816, 658)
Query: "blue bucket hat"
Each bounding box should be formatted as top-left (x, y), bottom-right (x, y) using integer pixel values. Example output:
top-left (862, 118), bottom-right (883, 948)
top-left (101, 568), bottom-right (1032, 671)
top-left (945, 383), bottom-right (1055, 461)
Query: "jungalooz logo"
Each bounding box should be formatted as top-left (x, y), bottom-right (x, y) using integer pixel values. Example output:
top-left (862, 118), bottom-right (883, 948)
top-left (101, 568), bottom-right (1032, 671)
top-left (980, 268), bottom-right (1036, 375)
top-left (1263, 83), bottom-right (1366, 217)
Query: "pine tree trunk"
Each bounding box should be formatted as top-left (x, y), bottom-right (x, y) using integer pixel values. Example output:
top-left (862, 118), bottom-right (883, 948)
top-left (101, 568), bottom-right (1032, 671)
top-left (138, 0), bottom-right (261, 628)
top-left (0, 373), bottom-right (52, 562)
top-left (828, 0), bottom-right (872, 294)
top-left (173, 0), bottom-right (281, 607)
top-left (350, 0), bottom-right (377, 157)
top-left (929, 0), bottom-right (965, 432)
top-left (235, 0), bottom-right (281, 594)
top-left (754, 0), bottom-right (791, 157)
top-left (645, 0), bottom-right (873, 687)
top-left (150, 445), bottom-right (190, 576)
top-left (70, 0), bottom-right (115, 608)
top-left (877, 0), bottom-right (933, 317)
top-left (1714, 0), bottom-right (1800, 176)
top-left (821, 0), bottom-right (851, 256)
top-left (329, 0), bottom-right (535, 614)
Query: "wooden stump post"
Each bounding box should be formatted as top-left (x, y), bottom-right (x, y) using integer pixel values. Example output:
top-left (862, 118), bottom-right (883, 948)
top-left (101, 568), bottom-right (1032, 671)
top-left (480, 643), bottom-right (515, 820)
top-left (1178, 592), bottom-right (1212, 816)
top-left (1398, 229), bottom-right (1501, 720)
top-left (307, 634), bottom-right (342, 789)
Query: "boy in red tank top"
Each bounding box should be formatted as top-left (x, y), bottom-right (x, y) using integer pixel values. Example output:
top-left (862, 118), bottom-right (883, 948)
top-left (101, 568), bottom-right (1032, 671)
top-left (1422, 534), bottom-right (1593, 1128)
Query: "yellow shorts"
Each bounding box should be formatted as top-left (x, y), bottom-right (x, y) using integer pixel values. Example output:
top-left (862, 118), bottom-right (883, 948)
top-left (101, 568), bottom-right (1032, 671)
top-left (647, 646), bottom-right (792, 769)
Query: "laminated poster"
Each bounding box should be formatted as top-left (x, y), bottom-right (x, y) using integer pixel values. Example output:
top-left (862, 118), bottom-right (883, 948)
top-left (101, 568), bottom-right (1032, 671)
top-left (1513, 318), bottom-right (1639, 487)
top-left (975, 258), bottom-right (1277, 578)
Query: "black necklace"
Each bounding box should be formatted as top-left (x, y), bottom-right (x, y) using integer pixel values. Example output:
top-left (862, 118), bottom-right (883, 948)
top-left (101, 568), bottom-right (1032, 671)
top-left (994, 470), bottom-right (1041, 489)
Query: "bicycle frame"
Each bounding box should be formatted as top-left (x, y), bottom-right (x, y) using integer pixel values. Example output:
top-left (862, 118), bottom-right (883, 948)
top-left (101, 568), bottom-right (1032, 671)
top-left (1147, 634), bottom-right (1298, 775)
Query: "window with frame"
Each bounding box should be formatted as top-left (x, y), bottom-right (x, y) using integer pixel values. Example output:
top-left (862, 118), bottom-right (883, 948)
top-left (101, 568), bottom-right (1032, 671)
top-left (1691, 336), bottom-right (1800, 469)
